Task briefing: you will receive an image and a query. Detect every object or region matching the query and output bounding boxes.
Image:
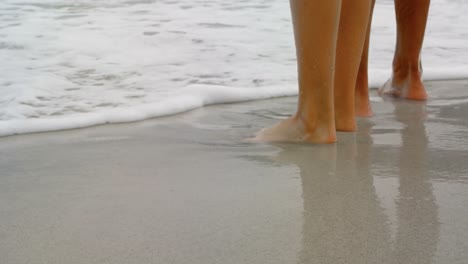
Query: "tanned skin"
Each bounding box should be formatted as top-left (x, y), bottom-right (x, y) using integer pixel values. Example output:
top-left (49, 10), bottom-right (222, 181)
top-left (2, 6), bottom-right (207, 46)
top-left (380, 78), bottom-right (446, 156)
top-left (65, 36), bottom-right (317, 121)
top-left (255, 0), bottom-right (371, 143)
top-left (255, 0), bottom-right (429, 143)
top-left (356, 0), bottom-right (431, 117)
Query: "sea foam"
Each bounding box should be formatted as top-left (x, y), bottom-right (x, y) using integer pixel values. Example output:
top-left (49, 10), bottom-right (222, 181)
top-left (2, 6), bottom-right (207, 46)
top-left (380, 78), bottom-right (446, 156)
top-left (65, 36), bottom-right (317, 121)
top-left (1, 0), bottom-right (467, 136)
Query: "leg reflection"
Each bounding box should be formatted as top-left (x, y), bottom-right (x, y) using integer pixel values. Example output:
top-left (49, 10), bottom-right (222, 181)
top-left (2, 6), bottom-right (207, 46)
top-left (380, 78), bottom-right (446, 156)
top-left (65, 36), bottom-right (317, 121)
top-left (275, 124), bottom-right (392, 263)
top-left (392, 101), bottom-right (440, 263)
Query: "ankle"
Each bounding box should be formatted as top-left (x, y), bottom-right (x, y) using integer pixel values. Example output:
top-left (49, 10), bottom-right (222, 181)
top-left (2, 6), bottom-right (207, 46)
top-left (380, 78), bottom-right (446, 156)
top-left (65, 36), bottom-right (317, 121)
top-left (392, 59), bottom-right (422, 80)
top-left (334, 111), bottom-right (357, 132)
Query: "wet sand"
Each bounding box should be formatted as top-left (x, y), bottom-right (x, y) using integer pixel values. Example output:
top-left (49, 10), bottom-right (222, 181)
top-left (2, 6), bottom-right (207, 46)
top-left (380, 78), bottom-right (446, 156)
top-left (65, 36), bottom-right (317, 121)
top-left (1, 79), bottom-right (468, 264)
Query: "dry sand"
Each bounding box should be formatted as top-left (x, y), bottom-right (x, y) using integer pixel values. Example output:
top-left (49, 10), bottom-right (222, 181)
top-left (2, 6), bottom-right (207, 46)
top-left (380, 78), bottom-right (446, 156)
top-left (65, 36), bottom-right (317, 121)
top-left (1, 80), bottom-right (468, 264)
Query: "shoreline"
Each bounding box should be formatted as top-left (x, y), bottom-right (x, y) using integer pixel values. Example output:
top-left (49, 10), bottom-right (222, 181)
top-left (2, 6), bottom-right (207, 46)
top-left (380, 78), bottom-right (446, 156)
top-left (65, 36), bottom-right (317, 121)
top-left (1, 79), bottom-right (468, 263)
top-left (1, 78), bottom-right (467, 139)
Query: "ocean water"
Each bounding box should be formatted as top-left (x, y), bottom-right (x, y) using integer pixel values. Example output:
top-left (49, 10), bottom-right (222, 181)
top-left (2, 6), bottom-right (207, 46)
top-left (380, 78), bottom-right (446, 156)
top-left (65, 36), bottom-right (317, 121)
top-left (1, 0), bottom-right (467, 136)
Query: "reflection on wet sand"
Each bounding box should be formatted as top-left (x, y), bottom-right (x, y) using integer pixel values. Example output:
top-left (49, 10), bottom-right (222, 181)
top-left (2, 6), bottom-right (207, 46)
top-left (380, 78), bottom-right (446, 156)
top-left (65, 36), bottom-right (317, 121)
top-left (274, 121), bottom-right (392, 263)
top-left (271, 100), bottom-right (439, 263)
top-left (392, 100), bottom-right (439, 264)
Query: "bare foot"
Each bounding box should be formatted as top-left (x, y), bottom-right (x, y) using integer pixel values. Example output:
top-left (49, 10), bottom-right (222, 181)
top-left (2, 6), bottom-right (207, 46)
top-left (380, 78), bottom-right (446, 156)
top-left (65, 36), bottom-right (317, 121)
top-left (335, 112), bottom-right (357, 132)
top-left (355, 93), bottom-right (373, 117)
top-left (252, 116), bottom-right (336, 144)
top-left (378, 72), bottom-right (428, 100)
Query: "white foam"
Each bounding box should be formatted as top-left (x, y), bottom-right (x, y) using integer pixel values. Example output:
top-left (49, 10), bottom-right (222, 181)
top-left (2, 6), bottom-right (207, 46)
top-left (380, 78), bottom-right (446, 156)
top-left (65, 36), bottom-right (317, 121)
top-left (0, 84), bottom-right (296, 136)
top-left (0, 0), bottom-right (467, 136)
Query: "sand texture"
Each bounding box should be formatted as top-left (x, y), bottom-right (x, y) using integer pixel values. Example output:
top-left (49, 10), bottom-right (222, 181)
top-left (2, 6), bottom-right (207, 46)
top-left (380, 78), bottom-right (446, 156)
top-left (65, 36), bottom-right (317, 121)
top-left (1, 80), bottom-right (468, 264)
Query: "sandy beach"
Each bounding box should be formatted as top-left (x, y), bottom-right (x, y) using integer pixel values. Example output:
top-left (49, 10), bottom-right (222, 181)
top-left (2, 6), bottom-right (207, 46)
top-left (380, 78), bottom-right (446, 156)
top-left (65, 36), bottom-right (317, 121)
top-left (1, 79), bottom-right (468, 264)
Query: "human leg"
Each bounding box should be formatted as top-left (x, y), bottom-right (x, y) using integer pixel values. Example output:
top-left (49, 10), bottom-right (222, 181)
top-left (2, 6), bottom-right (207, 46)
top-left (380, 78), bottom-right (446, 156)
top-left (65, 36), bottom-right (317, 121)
top-left (355, 0), bottom-right (376, 117)
top-left (379, 0), bottom-right (431, 100)
top-left (334, 0), bottom-right (373, 130)
top-left (254, 0), bottom-right (341, 143)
